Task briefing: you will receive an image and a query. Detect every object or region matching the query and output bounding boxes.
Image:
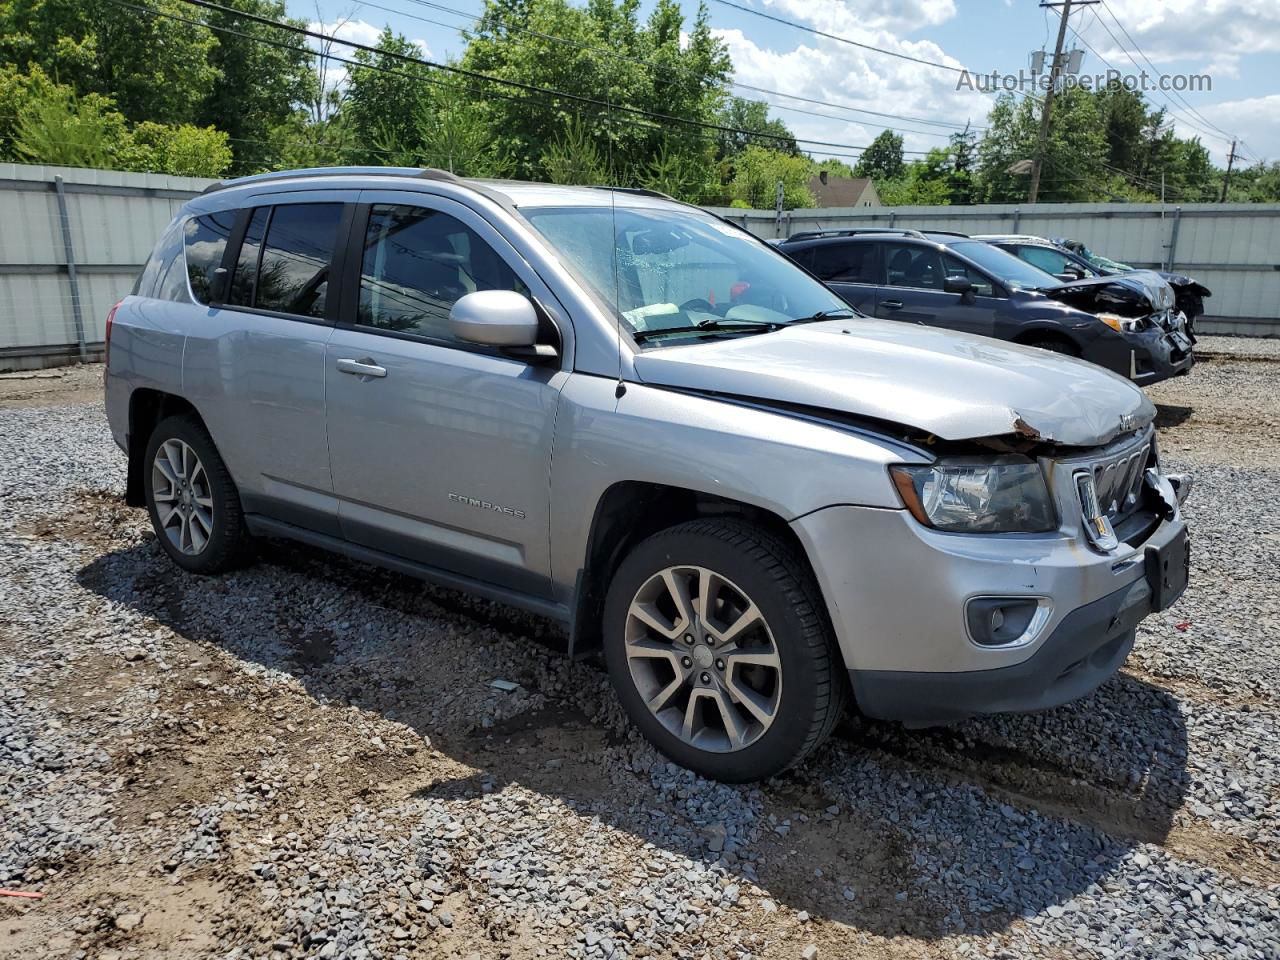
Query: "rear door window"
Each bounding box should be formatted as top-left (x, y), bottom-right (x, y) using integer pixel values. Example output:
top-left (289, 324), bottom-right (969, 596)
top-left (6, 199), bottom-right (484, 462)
top-left (810, 242), bottom-right (878, 283)
top-left (250, 203), bottom-right (343, 319)
top-left (183, 211), bottom-right (237, 304)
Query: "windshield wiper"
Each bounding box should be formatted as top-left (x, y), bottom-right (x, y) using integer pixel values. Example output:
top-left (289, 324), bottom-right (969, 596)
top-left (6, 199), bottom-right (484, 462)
top-left (787, 308), bottom-right (857, 324)
top-left (631, 319), bottom-right (781, 343)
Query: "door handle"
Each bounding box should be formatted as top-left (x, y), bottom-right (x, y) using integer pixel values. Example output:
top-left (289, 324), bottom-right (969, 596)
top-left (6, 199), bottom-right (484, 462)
top-left (335, 357), bottom-right (387, 378)
top-left (881, 300), bottom-right (904, 310)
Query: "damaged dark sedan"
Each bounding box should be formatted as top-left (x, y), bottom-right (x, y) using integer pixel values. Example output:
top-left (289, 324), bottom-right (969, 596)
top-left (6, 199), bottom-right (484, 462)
top-left (776, 228), bottom-right (1195, 387)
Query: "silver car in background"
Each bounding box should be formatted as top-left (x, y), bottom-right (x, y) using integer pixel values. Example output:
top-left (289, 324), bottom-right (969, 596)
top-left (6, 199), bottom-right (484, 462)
top-left (103, 167), bottom-right (1191, 782)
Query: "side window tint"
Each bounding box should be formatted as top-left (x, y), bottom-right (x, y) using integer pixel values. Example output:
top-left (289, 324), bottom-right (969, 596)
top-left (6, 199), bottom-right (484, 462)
top-left (883, 243), bottom-right (943, 290)
top-left (228, 207), bottom-right (270, 307)
top-left (254, 203), bottom-right (343, 318)
top-left (357, 204), bottom-right (524, 342)
top-left (1020, 246), bottom-right (1071, 276)
top-left (942, 254), bottom-right (996, 297)
top-left (810, 242), bottom-right (876, 283)
top-left (183, 211), bottom-right (236, 304)
top-left (139, 219), bottom-right (184, 299)
top-left (157, 252), bottom-right (190, 302)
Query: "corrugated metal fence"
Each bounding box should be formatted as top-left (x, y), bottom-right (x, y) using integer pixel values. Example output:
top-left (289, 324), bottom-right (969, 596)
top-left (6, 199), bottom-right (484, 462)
top-left (2, 163), bottom-right (1278, 371)
top-left (0, 163), bottom-right (213, 370)
top-left (707, 201), bottom-right (1280, 337)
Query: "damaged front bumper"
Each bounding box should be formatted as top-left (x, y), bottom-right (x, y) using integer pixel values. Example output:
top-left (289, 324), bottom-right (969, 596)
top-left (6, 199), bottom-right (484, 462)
top-left (791, 430), bottom-right (1190, 725)
top-left (1087, 312), bottom-right (1195, 387)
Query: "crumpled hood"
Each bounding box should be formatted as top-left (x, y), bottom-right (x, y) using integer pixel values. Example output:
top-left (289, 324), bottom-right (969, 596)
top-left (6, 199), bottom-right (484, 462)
top-left (1159, 272), bottom-right (1211, 297)
top-left (1044, 271), bottom-right (1175, 315)
top-left (633, 319), bottom-right (1155, 448)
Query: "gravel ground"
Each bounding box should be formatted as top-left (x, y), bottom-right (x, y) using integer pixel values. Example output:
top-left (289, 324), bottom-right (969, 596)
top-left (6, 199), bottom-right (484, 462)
top-left (2, 351), bottom-right (1279, 960)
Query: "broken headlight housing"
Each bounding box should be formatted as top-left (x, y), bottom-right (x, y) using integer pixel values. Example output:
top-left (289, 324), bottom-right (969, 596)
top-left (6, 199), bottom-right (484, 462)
top-left (1097, 311), bottom-right (1147, 334)
top-left (890, 459), bottom-right (1057, 533)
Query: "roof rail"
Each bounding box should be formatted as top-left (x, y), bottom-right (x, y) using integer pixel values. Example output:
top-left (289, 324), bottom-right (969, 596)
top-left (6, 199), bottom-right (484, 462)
top-left (200, 166), bottom-right (463, 195)
top-left (590, 185), bottom-right (678, 202)
top-left (925, 229), bottom-right (971, 238)
top-left (785, 227), bottom-right (926, 242)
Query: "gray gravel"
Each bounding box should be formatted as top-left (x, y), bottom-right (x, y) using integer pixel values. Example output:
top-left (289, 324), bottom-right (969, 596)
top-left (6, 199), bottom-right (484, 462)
top-left (2, 355), bottom-right (1280, 959)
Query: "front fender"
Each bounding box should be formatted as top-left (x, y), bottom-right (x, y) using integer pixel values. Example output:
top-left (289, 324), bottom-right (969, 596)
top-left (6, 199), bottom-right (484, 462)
top-left (547, 374), bottom-right (913, 597)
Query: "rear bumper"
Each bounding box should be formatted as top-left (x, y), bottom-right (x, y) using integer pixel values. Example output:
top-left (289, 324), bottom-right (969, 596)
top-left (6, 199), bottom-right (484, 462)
top-left (848, 576), bottom-right (1147, 724)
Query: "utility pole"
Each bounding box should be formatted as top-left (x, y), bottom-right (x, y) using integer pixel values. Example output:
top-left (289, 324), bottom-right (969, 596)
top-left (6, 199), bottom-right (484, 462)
top-left (1220, 140), bottom-right (1238, 202)
top-left (1028, 0), bottom-right (1098, 203)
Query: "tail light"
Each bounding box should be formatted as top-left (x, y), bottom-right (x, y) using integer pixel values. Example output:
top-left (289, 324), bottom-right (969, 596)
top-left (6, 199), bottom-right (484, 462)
top-left (104, 299), bottom-right (122, 366)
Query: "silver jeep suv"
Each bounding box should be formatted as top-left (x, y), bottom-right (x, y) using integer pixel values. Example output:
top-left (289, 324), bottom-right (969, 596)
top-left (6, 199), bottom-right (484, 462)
top-left (104, 167), bottom-right (1191, 782)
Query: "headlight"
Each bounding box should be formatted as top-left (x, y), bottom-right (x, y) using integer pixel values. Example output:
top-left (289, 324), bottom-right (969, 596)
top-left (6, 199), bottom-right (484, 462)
top-left (889, 460), bottom-right (1057, 533)
top-left (1097, 311), bottom-right (1146, 333)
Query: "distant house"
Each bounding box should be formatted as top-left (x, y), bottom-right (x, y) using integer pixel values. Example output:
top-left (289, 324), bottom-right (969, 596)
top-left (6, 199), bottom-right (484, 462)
top-left (807, 171), bottom-right (881, 208)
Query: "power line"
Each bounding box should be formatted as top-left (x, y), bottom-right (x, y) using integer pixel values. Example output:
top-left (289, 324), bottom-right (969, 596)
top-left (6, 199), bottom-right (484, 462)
top-left (709, 0), bottom-right (968, 76)
top-left (178, 0), bottom-right (942, 156)
top-left (1099, 0), bottom-right (1236, 143)
top-left (360, 0), bottom-right (978, 136)
top-left (95, 0), bottom-right (939, 179)
top-left (1083, 5), bottom-right (1235, 148)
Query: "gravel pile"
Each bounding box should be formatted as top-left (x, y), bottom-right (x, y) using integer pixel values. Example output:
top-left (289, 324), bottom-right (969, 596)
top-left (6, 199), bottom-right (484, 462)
top-left (2, 355), bottom-right (1279, 959)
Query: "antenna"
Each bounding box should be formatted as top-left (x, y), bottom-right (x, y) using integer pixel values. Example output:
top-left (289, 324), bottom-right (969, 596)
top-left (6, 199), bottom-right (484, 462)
top-left (604, 53), bottom-right (625, 398)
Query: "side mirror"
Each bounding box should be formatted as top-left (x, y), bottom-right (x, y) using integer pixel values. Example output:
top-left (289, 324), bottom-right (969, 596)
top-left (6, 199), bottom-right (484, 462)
top-left (1055, 270), bottom-right (1084, 283)
top-left (943, 275), bottom-right (973, 295)
top-left (449, 290), bottom-right (557, 362)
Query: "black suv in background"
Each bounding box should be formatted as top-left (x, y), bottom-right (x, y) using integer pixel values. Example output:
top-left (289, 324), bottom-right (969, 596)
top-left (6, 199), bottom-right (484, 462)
top-left (976, 234), bottom-right (1211, 336)
top-left (776, 228), bottom-right (1194, 386)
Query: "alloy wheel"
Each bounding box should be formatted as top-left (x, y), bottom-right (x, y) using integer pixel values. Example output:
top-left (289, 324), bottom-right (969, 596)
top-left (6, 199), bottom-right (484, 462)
top-left (624, 565), bottom-right (782, 753)
top-left (151, 438), bottom-right (214, 556)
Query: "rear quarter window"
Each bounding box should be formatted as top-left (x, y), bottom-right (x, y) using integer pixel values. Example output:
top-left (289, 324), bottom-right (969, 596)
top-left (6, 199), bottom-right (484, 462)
top-left (137, 219), bottom-right (184, 299)
top-left (184, 211), bottom-right (237, 304)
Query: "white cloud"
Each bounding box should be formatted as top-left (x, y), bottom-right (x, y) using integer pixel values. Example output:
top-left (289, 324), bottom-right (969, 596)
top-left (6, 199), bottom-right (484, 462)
top-left (714, 24), bottom-right (991, 164)
top-left (759, 0), bottom-right (958, 36)
top-left (1075, 0), bottom-right (1280, 65)
top-left (307, 18), bottom-right (434, 97)
top-left (1178, 93), bottom-right (1280, 164)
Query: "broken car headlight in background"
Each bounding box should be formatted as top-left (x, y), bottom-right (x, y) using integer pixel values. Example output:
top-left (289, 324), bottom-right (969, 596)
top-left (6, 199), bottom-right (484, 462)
top-left (890, 460), bottom-right (1057, 533)
top-left (1097, 311), bottom-right (1147, 333)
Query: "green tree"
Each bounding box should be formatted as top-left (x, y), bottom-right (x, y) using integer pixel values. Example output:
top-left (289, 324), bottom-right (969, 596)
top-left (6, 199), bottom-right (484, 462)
top-left (877, 148), bottom-right (952, 206)
top-left (640, 136), bottom-right (718, 202)
top-left (855, 130), bottom-right (904, 181)
top-left (0, 0), bottom-right (218, 125)
top-left (196, 0), bottom-right (315, 169)
top-left (417, 79), bottom-right (509, 177)
top-left (717, 97), bottom-right (797, 157)
top-left (542, 113), bottom-right (611, 184)
top-left (728, 145), bottom-right (814, 209)
top-left (11, 81), bottom-right (125, 168)
top-left (344, 29), bottom-right (437, 164)
top-left (975, 90), bottom-right (1105, 202)
top-left (121, 121), bottom-right (233, 177)
top-left (461, 0), bottom-right (731, 180)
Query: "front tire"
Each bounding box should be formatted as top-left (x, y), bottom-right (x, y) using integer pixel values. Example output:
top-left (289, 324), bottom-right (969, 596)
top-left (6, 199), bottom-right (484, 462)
top-left (603, 519), bottom-right (845, 782)
top-left (143, 414), bottom-right (251, 574)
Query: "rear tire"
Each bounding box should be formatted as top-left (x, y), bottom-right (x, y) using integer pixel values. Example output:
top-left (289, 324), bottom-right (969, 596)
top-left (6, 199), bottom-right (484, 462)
top-left (143, 414), bottom-right (251, 574)
top-left (602, 519), bottom-right (845, 782)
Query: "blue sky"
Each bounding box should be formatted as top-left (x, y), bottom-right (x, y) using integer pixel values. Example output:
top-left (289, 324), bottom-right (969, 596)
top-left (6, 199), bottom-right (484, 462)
top-left (288, 0), bottom-right (1279, 170)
